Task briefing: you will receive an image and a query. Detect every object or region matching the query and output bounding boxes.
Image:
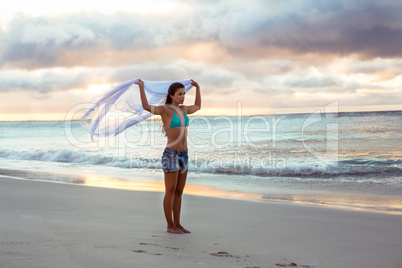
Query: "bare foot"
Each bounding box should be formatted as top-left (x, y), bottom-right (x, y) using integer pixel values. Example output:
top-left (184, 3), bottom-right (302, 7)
top-left (167, 226), bottom-right (184, 234)
top-left (176, 224), bottom-right (191, 233)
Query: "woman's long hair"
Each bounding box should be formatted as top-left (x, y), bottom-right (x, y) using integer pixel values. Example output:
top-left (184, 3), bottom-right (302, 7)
top-left (165, 82), bottom-right (185, 104)
top-left (161, 82), bottom-right (185, 135)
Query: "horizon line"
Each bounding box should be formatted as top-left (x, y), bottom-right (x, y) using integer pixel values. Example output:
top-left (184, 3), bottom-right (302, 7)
top-left (1, 109), bottom-right (401, 123)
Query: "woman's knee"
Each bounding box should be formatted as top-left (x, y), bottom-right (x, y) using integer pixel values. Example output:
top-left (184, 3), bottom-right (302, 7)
top-left (174, 189), bottom-right (183, 197)
top-left (165, 187), bottom-right (176, 195)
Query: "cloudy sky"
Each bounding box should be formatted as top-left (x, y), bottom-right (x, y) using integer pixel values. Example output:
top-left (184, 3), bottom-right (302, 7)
top-left (1, 0), bottom-right (402, 120)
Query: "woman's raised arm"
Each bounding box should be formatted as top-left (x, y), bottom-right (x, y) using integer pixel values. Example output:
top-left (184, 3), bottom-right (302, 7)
top-left (135, 79), bottom-right (165, 115)
top-left (186, 79), bottom-right (201, 114)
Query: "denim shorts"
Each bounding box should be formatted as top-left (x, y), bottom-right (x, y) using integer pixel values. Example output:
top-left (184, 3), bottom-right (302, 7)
top-left (161, 148), bottom-right (188, 173)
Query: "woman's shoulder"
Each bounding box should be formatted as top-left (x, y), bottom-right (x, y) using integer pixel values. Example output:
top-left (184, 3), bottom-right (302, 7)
top-left (179, 105), bottom-right (188, 112)
top-left (161, 104), bottom-right (171, 110)
top-left (160, 104), bottom-right (174, 116)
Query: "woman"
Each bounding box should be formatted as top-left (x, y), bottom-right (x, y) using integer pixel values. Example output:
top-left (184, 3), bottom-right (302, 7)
top-left (135, 79), bottom-right (201, 234)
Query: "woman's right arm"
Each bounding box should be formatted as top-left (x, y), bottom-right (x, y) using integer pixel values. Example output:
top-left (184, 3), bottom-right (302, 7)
top-left (135, 79), bottom-right (165, 115)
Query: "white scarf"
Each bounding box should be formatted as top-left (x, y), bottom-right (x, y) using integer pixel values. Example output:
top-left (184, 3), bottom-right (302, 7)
top-left (82, 78), bottom-right (194, 140)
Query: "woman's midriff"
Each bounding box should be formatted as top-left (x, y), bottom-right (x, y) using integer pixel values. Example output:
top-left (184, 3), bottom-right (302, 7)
top-left (166, 127), bottom-right (188, 151)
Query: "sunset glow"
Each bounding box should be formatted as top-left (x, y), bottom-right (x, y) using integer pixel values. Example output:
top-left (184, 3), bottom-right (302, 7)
top-left (1, 0), bottom-right (402, 121)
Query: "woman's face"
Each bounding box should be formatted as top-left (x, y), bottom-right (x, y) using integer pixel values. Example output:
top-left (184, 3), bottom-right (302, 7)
top-left (171, 87), bottom-right (185, 104)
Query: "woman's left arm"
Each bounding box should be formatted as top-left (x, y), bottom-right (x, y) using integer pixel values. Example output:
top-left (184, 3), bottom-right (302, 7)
top-left (186, 80), bottom-right (201, 114)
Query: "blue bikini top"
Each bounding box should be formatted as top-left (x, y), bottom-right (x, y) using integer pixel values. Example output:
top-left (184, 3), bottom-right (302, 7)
top-left (167, 105), bottom-right (189, 129)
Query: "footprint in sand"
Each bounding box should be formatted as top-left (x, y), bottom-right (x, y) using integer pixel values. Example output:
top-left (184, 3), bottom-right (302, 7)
top-left (165, 247), bottom-right (180, 250)
top-left (139, 242), bottom-right (158, 246)
top-left (210, 251), bottom-right (236, 258)
top-left (276, 262), bottom-right (313, 268)
top-left (133, 250), bottom-right (146, 253)
top-left (133, 249), bottom-right (162, 256)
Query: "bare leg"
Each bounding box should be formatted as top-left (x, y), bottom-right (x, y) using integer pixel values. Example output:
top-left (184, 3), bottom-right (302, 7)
top-left (163, 171), bottom-right (184, 234)
top-left (173, 171), bottom-right (191, 233)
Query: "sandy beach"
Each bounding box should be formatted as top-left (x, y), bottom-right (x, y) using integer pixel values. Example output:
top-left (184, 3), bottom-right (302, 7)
top-left (1, 176), bottom-right (401, 268)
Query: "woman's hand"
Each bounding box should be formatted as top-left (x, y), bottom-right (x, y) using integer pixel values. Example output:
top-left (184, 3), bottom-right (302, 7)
top-left (135, 79), bottom-right (144, 88)
top-left (191, 79), bottom-right (200, 89)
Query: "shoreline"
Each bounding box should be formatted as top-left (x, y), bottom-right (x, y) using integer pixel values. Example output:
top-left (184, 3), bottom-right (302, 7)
top-left (1, 167), bottom-right (401, 215)
top-left (1, 175), bottom-right (402, 268)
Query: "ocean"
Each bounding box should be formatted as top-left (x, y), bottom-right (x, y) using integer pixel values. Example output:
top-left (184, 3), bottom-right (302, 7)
top-left (1, 110), bottom-right (401, 214)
